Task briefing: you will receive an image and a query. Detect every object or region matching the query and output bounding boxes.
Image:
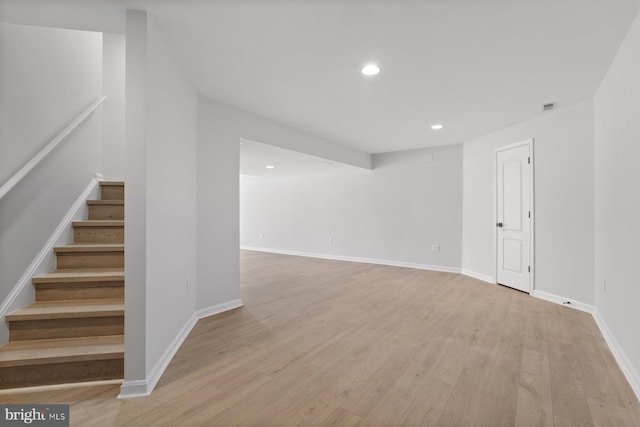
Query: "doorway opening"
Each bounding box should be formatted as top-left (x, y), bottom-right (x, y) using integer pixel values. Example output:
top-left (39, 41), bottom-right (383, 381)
top-left (494, 139), bottom-right (535, 293)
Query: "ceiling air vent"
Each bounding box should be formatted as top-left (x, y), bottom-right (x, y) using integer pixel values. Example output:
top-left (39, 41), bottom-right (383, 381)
top-left (542, 102), bottom-right (556, 111)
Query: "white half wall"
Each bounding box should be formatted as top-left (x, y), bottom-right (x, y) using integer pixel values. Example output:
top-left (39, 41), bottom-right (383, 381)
top-left (594, 8), bottom-right (640, 398)
top-left (0, 23), bottom-right (103, 334)
top-left (462, 100), bottom-right (595, 305)
top-left (240, 145), bottom-right (463, 269)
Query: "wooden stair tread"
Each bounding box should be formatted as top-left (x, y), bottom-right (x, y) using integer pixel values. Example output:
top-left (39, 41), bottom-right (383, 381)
top-left (33, 270), bottom-right (124, 284)
top-left (0, 335), bottom-right (123, 367)
top-left (54, 268), bottom-right (124, 273)
top-left (0, 180), bottom-right (126, 389)
top-left (54, 244), bottom-right (124, 253)
top-left (6, 299), bottom-right (124, 321)
top-left (87, 200), bottom-right (124, 205)
top-left (72, 220), bottom-right (124, 227)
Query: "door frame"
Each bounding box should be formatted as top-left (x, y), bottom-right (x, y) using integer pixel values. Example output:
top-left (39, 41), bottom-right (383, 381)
top-left (493, 138), bottom-right (535, 293)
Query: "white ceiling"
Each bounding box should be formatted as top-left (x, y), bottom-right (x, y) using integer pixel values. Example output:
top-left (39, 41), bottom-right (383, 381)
top-left (133, 0), bottom-right (640, 153)
top-left (3, 0), bottom-right (639, 153)
top-left (240, 139), bottom-right (358, 179)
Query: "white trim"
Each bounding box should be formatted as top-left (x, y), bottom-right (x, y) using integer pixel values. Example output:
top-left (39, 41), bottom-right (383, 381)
top-left (145, 313), bottom-right (199, 397)
top-left (118, 298), bottom-right (244, 399)
top-left (240, 246), bottom-right (461, 274)
top-left (493, 138), bottom-right (534, 153)
top-left (461, 269), bottom-right (495, 284)
top-left (197, 298), bottom-right (244, 319)
top-left (531, 290), bottom-right (594, 313)
top-left (117, 380), bottom-right (148, 399)
top-left (0, 96), bottom-right (106, 201)
top-left (0, 177), bottom-right (100, 323)
top-left (592, 310), bottom-right (640, 402)
top-left (493, 138), bottom-right (535, 294)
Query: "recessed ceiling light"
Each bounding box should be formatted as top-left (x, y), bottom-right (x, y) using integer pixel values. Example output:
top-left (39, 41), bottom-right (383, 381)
top-left (431, 124), bottom-right (444, 130)
top-left (265, 165), bottom-right (275, 169)
top-left (361, 64), bottom-right (381, 76)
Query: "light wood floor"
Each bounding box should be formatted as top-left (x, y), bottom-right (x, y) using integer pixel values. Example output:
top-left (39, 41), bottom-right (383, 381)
top-left (2, 250), bottom-right (639, 426)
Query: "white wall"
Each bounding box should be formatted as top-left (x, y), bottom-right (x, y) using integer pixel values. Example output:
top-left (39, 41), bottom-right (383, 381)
top-left (594, 9), bottom-right (640, 396)
top-left (200, 98), bottom-right (371, 171)
top-left (123, 10), bottom-right (198, 393)
top-left (196, 99), bottom-right (244, 310)
top-left (462, 100), bottom-right (595, 304)
top-left (102, 32), bottom-right (125, 180)
top-left (145, 15), bottom-right (198, 378)
top-left (124, 9), bottom-right (148, 385)
top-left (197, 97), bottom-right (373, 311)
top-left (240, 145), bottom-right (463, 270)
top-left (0, 23), bottom-right (103, 184)
top-left (0, 23), bottom-right (103, 342)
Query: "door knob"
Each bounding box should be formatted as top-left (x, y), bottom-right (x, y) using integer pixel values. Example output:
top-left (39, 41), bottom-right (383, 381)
top-left (496, 222), bottom-right (503, 228)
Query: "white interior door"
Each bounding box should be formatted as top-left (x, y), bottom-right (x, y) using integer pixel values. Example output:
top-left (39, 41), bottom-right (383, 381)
top-left (496, 143), bottom-right (532, 293)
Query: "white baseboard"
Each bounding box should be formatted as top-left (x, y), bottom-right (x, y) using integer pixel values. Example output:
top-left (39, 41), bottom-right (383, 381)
top-left (461, 269), bottom-right (495, 284)
top-left (118, 298), bottom-right (243, 399)
top-left (117, 380), bottom-right (148, 399)
top-left (531, 289), bottom-right (594, 314)
top-left (592, 310), bottom-right (640, 402)
top-left (0, 176), bottom-right (101, 343)
top-left (197, 298), bottom-right (244, 319)
top-left (241, 246), bottom-right (461, 274)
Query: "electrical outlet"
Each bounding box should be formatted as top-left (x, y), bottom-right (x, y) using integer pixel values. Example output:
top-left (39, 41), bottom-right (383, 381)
top-left (424, 153), bottom-right (433, 162)
top-left (431, 244), bottom-right (440, 252)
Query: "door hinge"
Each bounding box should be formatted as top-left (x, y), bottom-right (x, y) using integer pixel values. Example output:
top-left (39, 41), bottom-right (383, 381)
top-left (528, 211), bottom-right (531, 218)
top-left (528, 157), bottom-right (531, 164)
top-left (528, 265), bottom-right (531, 273)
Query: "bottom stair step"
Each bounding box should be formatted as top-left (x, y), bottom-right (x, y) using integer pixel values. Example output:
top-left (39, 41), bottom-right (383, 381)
top-left (0, 335), bottom-right (123, 389)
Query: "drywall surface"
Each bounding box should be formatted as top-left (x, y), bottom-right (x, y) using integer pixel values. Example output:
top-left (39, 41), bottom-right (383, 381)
top-left (196, 97), bottom-right (374, 311)
top-left (462, 100), bottom-right (595, 304)
top-left (196, 98), bottom-right (243, 310)
top-left (0, 23), bottom-right (102, 184)
top-left (240, 145), bottom-right (463, 269)
top-left (0, 23), bottom-right (102, 340)
top-left (102, 33), bottom-right (126, 180)
top-left (145, 16), bottom-right (198, 378)
top-left (199, 98), bottom-right (370, 170)
top-left (124, 9), bottom-right (148, 384)
top-left (594, 9), bottom-right (640, 395)
top-left (197, 97), bottom-right (371, 309)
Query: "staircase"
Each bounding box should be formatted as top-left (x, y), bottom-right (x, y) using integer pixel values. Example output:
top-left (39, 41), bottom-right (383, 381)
top-left (0, 181), bottom-right (125, 389)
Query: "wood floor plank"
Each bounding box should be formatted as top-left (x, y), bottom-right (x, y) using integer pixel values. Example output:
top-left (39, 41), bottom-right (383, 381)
top-left (515, 349), bottom-right (553, 426)
top-left (548, 341), bottom-right (595, 425)
top-left (1, 250), bottom-right (638, 426)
